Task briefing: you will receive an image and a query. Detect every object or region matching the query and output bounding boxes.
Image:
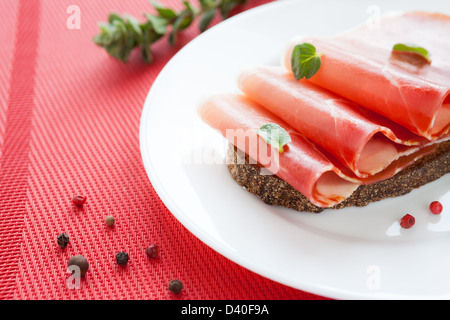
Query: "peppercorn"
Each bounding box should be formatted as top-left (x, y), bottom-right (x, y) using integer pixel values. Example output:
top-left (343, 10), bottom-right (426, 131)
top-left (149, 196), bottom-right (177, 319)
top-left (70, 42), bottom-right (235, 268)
top-left (116, 252), bottom-right (129, 266)
top-left (145, 244), bottom-right (160, 258)
top-left (105, 215), bottom-right (115, 227)
top-left (168, 279), bottom-right (183, 294)
top-left (68, 255), bottom-right (89, 276)
top-left (400, 214), bottom-right (415, 229)
top-left (429, 201), bottom-right (443, 215)
top-left (57, 233), bottom-right (70, 248)
top-left (72, 195), bottom-right (87, 207)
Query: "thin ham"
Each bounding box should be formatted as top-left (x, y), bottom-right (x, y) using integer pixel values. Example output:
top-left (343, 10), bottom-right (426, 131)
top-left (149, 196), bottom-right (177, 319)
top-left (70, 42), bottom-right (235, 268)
top-left (283, 11), bottom-right (450, 140)
top-left (199, 94), bottom-right (440, 207)
top-left (199, 11), bottom-right (450, 208)
top-left (238, 66), bottom-right (440, 178)
top-left (199, 93), bottom-right (360, 207)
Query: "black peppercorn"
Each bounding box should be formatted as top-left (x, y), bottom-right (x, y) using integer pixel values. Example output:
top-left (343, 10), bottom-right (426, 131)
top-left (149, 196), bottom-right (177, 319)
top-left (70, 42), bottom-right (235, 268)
top-left (116, 252), bottom-right (129, 266)
top-left (57, 233), bottom-right (70, 248)
top-left (68, 255), bottom-right (89, 277)
top-left (168, 279), bottom-right (183, 294)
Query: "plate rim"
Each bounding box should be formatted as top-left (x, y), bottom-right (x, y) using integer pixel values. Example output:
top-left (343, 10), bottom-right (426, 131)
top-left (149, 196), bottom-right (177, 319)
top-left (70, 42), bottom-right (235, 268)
top-left (139, 0), bottom-right (450, 300)
top-left (139, 0), bottom-right (343, 299)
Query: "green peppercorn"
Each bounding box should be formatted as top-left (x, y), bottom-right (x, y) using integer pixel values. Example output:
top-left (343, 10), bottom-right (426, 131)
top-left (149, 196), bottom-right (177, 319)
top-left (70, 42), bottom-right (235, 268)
top-left (57, 233), bottom-right (70, 248)
top-left (168, 279), bottom-right (183, 294)
top-left (105, 215), bottom-right (115, 227)
top-left (116, 252), bottom-right (129, 266)
top-left (68, 255), bottom-right (89, 277)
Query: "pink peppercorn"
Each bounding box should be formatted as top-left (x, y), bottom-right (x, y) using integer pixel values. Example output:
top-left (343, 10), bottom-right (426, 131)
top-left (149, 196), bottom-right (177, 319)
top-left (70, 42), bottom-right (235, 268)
top-left (72, 195), bottom-right (87, 207)
top-left (400, 214), bottom-right (415, 229)
top-left (429, 201), bottom-right (443, 215)
top-left (145, 244), bottom-right (160, 258)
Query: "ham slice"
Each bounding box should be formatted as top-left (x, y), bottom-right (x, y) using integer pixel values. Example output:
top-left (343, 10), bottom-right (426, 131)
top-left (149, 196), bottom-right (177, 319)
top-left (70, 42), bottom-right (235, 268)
top-left (238, 66), bottom-right (440, 178)
top-left (199, 93), bottom-right (360, 207)
top-left (282, 11), bottom-right (450, 140)
top-left (198, 94), bottom-right (440, 207)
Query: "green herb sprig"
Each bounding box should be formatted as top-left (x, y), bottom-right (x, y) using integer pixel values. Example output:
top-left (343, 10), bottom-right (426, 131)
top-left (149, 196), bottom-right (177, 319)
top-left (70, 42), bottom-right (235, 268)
top-left (392, 43), bottom-right (431, 64)
top-left (257, 123), bottom-right (291, 153)
top-left (93, 0), bottom-right (247, 64)
top-left (291, 43), bottom-right (322, 80)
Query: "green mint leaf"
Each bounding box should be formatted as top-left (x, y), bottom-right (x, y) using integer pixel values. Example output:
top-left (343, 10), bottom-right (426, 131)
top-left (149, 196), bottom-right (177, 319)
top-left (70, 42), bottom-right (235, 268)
top-left (220, 0), bottom-right (237, 19)
top-left (108, 13), bottom-right (125, 24)
top-left (183, 1), bottom-right (196, 15)
top-left (199, 0), bottom-right (215, 10)
top-left (112, 19), bottom-right (128, 35)
top-left (256, 123), bottom-right (291, 153)
top-left (140, 22), bottom-right (164, 44)
top-left (392, 43), bottom-right (431, 63)
top-left (178, 11), bottom-right (194, 30)
top-left (95, 23), bottom-right (114, 45)
top-left (151, 1), bottom-right (177, 19)
top-left (144, 14), bottom-right (168, 35)
top-left (141, 44), bottom-right (153, 64)
top-left (141, 28), bottom-right (153, 64)
top-left (199, 8), bottom-right (216, 32)
top-left (168, 25), bottom-right (179, 46)
top-left (168, 11), bottom-right (193, 46)
top-left (291, 43), bottom-right (322, 80)
top-left (220, 0), bottom-right (245, 19)
top-left (124, 15), bottom-right (143, 43)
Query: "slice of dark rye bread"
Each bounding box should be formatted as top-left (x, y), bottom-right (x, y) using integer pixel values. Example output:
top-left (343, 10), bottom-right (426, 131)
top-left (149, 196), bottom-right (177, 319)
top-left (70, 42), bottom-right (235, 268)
top-left (227, 140), bottom-right (450, 213)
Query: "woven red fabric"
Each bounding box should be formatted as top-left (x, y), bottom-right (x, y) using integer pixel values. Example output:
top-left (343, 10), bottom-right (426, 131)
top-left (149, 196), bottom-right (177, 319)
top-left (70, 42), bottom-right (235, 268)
top-left (0, 0), bottom-right (327, 300)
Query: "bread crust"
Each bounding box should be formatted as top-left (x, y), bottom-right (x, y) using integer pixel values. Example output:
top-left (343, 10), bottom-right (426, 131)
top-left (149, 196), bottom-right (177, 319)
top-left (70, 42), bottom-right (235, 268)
top-left (227, 141), bottom-right (450, 213)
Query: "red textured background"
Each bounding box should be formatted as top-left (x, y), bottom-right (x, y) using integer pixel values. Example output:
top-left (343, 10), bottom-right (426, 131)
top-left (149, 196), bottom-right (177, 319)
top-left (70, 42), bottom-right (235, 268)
top-left (0, 0), bottom-right (327, 300)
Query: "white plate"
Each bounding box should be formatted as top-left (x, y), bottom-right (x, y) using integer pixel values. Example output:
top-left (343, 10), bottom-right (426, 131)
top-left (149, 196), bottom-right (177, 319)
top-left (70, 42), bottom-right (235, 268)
top-left (140, 0), bottom-right (450, 299)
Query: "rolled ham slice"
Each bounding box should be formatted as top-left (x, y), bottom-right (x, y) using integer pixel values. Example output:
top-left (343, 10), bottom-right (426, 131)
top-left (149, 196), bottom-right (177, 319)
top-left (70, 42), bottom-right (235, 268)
top-left (199, 93), bottom-right (360, 207)
top-left (238, 66), bottom-right (438, 178)
top-left (282, 11), bottom-right (450, 140)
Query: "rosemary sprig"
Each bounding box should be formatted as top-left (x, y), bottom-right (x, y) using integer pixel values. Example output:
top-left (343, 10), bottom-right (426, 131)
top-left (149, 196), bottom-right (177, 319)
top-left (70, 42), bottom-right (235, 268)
top-left (93, 0), bottom-right (247, 64)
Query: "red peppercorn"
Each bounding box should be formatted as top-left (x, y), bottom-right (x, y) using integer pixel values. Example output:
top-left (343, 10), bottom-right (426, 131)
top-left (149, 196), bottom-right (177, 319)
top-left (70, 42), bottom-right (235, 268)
top-left (429, 201), bottom-right (443, 215)
top-left (145, 244), bottom-right (160, 258)
top-left (72, 195), bottom-right (87, 207)
top-left (400, 214), bottom-right (415, 229)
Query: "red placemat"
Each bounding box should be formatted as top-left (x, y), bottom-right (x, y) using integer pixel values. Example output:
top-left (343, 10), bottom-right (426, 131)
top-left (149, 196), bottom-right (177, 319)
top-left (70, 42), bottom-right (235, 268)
top-left (0, 0), bottom-right (327, 300)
